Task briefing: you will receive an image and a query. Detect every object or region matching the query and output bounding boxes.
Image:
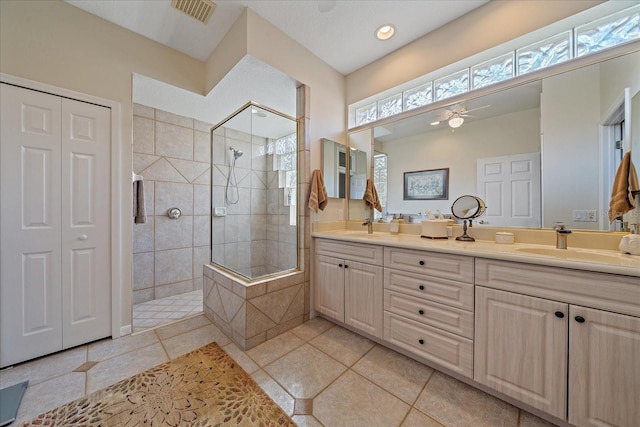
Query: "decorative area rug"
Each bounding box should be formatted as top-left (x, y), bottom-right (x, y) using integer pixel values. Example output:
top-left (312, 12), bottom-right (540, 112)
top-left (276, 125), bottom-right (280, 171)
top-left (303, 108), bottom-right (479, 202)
top-left (22, 343), bottom-right (296, 426)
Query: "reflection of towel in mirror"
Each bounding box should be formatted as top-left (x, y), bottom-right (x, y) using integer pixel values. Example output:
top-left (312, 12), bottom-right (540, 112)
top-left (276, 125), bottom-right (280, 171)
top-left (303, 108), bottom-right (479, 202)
top-left (363, 179), bottom-right (382, 212)
top-left (133, 180), bottom-right (147, 224)
top-left (308, 169), bottom-right (328, 212)
top-left (608, 152), bottom-right (639, 222)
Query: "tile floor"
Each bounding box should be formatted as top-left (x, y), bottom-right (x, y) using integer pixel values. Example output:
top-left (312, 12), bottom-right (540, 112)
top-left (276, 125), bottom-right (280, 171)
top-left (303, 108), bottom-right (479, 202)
top-left (132, 290), bottom-right (203, 333)
top-left (0, 315), bottom-right (557, 427)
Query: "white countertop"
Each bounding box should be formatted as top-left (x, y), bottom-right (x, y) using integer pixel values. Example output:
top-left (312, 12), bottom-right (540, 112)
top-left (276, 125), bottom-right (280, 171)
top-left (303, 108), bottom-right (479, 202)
top-left (312, 230), bottom-right (640, 278)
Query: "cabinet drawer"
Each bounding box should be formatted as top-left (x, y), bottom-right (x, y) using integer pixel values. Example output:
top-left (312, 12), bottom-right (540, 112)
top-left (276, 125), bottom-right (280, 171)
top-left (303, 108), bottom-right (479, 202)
top-left (384, 269), bottom-right (473, 311)
top-left (315, 239), bottom-right (383, 264)
top-left (476, 258), bottom-right (640, 317)
top-left (384, 247), bottom-right (473, 283)
top-left (384, 312), bottom-right (473, 378)
top-left (384, 290), bottom-right (473, 338)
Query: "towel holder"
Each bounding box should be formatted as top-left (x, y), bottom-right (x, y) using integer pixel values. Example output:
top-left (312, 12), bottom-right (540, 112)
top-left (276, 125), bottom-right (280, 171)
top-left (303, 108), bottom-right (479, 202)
top-left (132, 172), bottom-right (143, 182)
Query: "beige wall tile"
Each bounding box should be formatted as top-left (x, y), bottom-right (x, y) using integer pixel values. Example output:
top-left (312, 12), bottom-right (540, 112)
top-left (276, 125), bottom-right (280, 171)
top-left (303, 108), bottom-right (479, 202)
top-left (194, 119), bottom-right (213, 133)
top-left (133, 252), bottom-right (154, 290)
top-left (155, 121), bottom-right (193, 160)
top-left (155, 248), bottom-right (192, 285)
top-left (133, 103), bottom-right (155, 119)
top-left (266, 315), bottom-right (304, 341)
top-left (132, 216), bottom-right (154, 253)
top-left (155, 279), bottom-right (194, 299)
top-left (250, 284), bottom-right (301, 323)
top-left (193, 184), bottom-right (211, 215)
top-left (133, 288), bottom-right (154, 304)
top-left (133, 116), bottom-right (154, 154)
top-left (167, 158), bottom-right (210, 183)
top-left (140, 158), bottom-right (187, 183)
top-left (156, 109), bottom-right (193, 128)
top-left (193, 130), bottom-right (211, 162)
top-left (155, 182), bottom-right (193, 215)
top-left (218, 284), bottom-right (244, 323)
top-left (192, 245), bottom-right (210, 278)
top-left (154, 215), bottom-right (193, 251)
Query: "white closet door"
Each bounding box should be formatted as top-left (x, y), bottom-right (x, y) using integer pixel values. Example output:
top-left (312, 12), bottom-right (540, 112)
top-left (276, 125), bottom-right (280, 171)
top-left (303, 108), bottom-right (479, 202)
top-left (1, 84), bottom-right (63, 367)
top-left (61, 98), bottom-right (111, 348)
top-left (1, 84), bottom-right (112, 367)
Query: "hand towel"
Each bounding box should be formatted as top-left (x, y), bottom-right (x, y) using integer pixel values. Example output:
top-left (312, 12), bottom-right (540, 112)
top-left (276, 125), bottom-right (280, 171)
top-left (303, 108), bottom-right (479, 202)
top-left (363, 179), bottom-right (382, 212)
top-left (608, 152), bottom-right (639, 222)
top-left (133, 179), bottom-right (147, 224)
top-left (308, 169), bottom-right (328, 212)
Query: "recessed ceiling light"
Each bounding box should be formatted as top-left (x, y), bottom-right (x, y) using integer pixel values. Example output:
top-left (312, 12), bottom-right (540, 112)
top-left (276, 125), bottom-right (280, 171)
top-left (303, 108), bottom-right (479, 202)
top-left (375, 24), bottom-right (395, 41)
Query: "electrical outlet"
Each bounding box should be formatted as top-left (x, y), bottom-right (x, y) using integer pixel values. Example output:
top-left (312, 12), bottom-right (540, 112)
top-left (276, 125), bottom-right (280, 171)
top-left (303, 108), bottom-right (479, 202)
top-left (573, 209), bottom-right (597, 222)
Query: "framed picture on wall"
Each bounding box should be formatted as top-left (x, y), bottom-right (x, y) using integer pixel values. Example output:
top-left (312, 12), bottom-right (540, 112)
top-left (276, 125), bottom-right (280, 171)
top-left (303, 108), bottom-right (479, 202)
top-left (403, 168), bottom-right (449, 200)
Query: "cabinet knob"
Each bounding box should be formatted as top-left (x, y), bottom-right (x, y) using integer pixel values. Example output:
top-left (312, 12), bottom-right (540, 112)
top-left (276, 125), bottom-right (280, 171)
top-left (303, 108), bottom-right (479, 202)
top-left (418, 339), bottom-right (424, 345)
top-left (338, 263), bottom-right (343, 268)
top-left (418, 309), bottom-right (425, 315)
top-left (575, 316), bottom-right (585, 323)
top-left (344, 264), bottom-right (348, 269)
top-left (419, 285), bottom-right (425, 290)
top-left (419, 260), bottom-right (425, 266)
top-left (554, 311), bottom-right (565, 319)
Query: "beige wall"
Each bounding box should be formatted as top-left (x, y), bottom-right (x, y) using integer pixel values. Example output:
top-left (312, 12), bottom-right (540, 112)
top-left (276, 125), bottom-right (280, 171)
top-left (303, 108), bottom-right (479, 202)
top-left (346, 0), bottom-right (603, 105)
top-left (0, 0), bottom-right (206, 329)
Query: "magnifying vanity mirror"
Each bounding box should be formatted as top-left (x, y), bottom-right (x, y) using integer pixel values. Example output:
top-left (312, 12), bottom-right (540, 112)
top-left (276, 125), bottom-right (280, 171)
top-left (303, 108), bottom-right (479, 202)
top-left (451, 195), bottom-right (487, 241)
top-left (350, 47), bottom-right (639, 232)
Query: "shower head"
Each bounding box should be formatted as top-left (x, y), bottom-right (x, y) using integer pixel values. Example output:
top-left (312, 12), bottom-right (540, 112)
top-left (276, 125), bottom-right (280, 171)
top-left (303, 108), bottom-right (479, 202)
top-left (229, 147), bottom-right (243, 159)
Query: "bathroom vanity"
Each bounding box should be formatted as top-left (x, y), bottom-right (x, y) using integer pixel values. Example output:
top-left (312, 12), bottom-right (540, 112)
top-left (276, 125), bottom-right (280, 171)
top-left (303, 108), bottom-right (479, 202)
top-left (312, 229), bottom-right (640, 427)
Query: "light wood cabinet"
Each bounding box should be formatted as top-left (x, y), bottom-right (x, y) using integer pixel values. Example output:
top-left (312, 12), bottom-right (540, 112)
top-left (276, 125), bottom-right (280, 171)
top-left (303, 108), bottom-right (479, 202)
top-left (314, 240), bottom-right (383, 338)
top-left (476, 283), bottom-right (640, 426)
top-left (314, 254), bottom-right (344, 322)
top-left (383, 247), bottom-right (475, 378)
top-left (569, 305), bottom-right (640, 427)
top-left (474, 286), bottom-right (568, 419)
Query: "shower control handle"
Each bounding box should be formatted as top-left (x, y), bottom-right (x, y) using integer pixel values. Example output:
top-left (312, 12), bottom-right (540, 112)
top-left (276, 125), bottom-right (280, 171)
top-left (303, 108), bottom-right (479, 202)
top-left (167, 208), bottom-right (182, 220)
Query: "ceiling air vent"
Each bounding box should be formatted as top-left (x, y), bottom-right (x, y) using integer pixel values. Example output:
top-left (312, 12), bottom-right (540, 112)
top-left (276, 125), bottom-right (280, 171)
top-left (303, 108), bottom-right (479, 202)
top-left (171, 0), bottom-right (216, 24)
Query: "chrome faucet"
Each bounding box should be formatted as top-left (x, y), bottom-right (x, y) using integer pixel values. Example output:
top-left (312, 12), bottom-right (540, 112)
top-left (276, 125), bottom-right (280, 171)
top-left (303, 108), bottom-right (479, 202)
top-left (362, 217), bottom-right (373, 234)
top-left (553, 224), bottom-right (572, 249)
top-left (362, 207), bottom-right (374, 234)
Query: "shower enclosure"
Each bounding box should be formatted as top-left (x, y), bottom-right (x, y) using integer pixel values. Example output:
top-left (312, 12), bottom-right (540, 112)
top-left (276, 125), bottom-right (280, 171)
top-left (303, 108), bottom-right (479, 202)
top-left (210, 102), bottom-right (298, 280)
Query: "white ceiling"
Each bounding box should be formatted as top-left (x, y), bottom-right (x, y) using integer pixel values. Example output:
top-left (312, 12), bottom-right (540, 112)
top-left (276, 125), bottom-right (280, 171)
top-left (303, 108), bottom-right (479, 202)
top-left (65, 0), bottom-right (488, 75)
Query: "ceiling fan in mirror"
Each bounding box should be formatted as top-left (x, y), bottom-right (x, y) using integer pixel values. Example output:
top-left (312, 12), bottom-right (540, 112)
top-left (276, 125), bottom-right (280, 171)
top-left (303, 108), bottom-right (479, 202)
top-left (440, 104), bottom-right (491, 129)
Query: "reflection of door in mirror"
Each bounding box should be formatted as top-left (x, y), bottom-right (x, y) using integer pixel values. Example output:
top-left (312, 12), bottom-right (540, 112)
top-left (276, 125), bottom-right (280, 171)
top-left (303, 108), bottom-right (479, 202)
top-left (349, 149), bottom-right (367, 199)
top-left (373, 152), bottom-right (388, 218)
top-left (477, 153), bottom-right (541, 227)
top-left (321, 138), bottom-right (346, 199)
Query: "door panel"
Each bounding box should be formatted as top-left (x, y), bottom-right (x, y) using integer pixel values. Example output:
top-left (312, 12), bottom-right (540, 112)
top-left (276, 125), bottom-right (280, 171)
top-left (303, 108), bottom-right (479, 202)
top-left (477, 152), bottom-right (541, 227)
top-left (569, 305), bottom-right (640, 427)
top-left (345, 261), bottom-right (383, 338)
top-left (314, 255), bottom-right (344, 322)
top-left (474, 287), bottom-right (568, 419)
top-left (1, 84), bottom-right (63, 367)
top-left (61, 98), bottom-right (111, 348)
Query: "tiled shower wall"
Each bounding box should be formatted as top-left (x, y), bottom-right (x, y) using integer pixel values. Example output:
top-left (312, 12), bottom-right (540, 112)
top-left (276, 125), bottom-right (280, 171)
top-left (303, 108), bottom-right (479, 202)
top-left (211, 126), bottom-right (296, 278)
top-left (132, 104), bottom-right (212, 304)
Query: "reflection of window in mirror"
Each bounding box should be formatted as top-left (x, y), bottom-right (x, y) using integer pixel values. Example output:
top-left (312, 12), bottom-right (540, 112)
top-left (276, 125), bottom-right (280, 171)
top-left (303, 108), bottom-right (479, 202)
top-left (374, 152), bottom-right (388, 218)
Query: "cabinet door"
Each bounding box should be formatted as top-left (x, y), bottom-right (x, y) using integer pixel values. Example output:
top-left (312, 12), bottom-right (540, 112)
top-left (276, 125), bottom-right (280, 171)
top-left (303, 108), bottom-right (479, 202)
top-left (475, 287), bottom-right (568, 419)
top-left (314, 255), bottom-right (344, 322)
top-left (569, 306), bottom-right (640, 427)
top-left (345, 261), bottom-right (383, 338)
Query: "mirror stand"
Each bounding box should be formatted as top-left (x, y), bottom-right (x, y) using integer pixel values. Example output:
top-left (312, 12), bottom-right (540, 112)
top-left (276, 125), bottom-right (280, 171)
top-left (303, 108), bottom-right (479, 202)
top-left (456, 220), bottom-right (475, 242)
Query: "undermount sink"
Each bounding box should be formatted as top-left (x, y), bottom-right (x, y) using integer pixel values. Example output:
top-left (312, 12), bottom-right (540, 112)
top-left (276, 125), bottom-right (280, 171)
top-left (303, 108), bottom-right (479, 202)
top-left (515, 247), bottom-right (622, 263)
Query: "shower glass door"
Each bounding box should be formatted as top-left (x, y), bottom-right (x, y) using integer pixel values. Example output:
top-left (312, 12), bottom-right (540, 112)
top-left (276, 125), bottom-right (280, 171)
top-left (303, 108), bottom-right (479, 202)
top-left (210, 102), bottom-right (298, 280)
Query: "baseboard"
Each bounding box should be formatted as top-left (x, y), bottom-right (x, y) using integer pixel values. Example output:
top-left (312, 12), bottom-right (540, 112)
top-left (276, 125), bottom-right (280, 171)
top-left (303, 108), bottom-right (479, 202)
top-left (120, 325), bottom-right (132, 336)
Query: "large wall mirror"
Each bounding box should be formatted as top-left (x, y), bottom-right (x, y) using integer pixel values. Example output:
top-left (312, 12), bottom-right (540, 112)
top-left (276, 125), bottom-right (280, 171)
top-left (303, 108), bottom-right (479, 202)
top-left (351, 47), bottom-right (639, 231)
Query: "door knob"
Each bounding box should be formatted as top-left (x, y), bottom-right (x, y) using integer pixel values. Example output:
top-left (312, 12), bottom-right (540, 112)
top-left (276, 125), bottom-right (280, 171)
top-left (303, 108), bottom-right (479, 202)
top-left (78, 234), bottom-right (88, 240)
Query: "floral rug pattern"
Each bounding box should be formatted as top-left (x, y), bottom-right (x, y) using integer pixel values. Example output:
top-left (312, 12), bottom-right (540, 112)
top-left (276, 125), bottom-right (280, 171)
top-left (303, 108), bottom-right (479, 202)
top-left (21, 343), bottom-right (295, 426)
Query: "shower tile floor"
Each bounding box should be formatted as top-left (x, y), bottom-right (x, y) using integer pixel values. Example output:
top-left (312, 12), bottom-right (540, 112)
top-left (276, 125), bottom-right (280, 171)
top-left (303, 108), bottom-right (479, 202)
top-left (132, 290), bottom-right (203, 333)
